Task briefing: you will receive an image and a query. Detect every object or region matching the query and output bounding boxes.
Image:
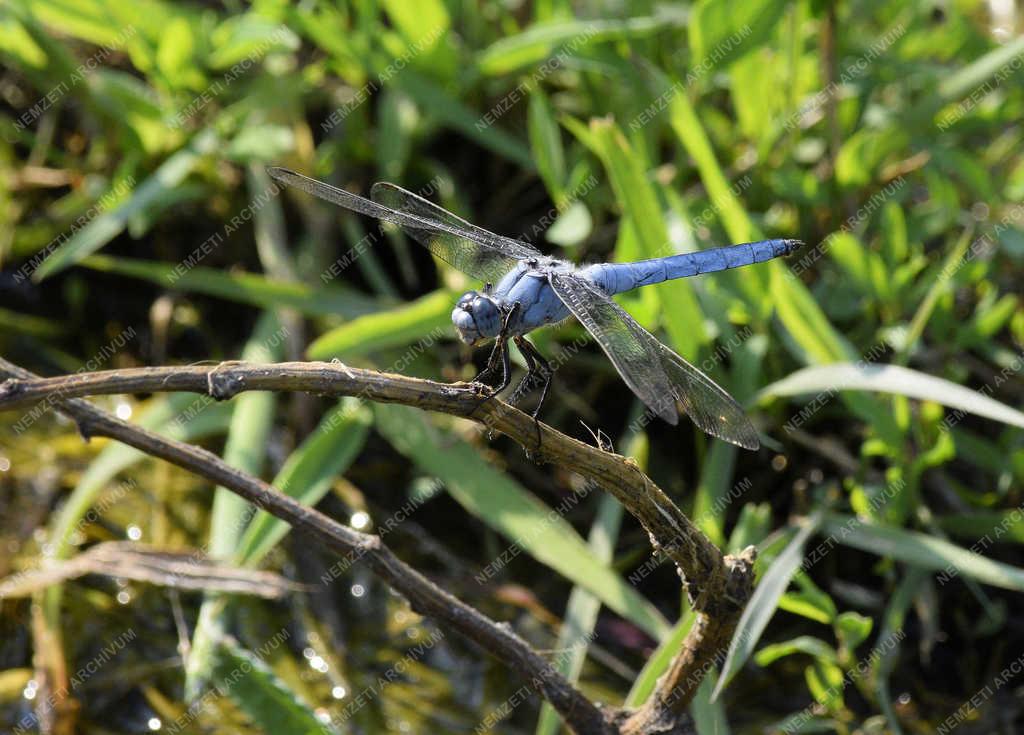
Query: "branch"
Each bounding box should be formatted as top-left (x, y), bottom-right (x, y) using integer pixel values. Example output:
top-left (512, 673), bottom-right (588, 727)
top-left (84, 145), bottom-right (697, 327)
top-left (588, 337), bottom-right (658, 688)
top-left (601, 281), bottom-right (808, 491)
top-left (0, 357), bottom-right (611, 735)
top-left (0, 359), bottom-right (756, 727)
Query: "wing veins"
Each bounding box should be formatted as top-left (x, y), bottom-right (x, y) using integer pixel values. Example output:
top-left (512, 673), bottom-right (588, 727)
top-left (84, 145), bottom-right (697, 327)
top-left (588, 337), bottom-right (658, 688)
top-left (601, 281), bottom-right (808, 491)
top-left (549, 273), bottom-right (759, 449)
top-left (268, 167), bottom-right (539, 281)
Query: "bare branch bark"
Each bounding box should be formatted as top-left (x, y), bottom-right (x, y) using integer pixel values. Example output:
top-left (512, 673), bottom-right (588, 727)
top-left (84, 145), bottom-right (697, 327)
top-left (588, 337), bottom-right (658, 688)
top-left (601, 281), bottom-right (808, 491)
top-left (0, 358), bottom-right (756, 731)
top-left (0, 357), bottom-right (612, 735)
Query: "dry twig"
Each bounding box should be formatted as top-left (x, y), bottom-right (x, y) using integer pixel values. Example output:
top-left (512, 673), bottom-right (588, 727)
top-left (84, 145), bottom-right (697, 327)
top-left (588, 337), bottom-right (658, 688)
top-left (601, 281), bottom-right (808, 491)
top-left (0, 358), bottom-right (756, 734)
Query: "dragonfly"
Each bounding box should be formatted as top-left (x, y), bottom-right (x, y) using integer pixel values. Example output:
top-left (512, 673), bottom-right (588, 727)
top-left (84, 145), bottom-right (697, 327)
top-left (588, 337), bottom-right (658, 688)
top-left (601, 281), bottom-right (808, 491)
top-left (268, 167), bottom-right (800, 451)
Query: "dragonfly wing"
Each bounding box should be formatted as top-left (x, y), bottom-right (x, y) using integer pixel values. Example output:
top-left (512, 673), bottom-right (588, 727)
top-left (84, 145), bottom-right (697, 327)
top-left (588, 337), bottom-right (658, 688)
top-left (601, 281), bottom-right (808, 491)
top-left (267, 167), bottom-right (537, 282)
top-left (549, 273), bottom-right (759, 450)
top-left (548, 272), bottom-right (677, 424)
top-left (651, 334), bottom-right (760, 450)
top-left (371, 182), bottom-right (542, 283)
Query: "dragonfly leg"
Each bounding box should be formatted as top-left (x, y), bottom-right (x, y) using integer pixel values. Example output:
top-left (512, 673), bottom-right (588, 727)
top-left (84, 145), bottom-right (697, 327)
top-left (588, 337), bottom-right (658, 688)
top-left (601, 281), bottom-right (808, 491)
top-left (509, 336), bottom-right (552, 416)
top-left (511, 336), bottom-right (552, 454)
top-left (472, 338), bottom-right (504, 386)
top-left (469, 305), bottom-right (523, 438)
top-left (471, 302), bottom-right (520, 389)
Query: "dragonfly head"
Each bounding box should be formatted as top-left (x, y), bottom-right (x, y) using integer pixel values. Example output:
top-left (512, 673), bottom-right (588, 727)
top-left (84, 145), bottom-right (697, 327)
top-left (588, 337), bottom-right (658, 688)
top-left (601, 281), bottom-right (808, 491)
top-left (452, 290), bottom-right (502, 345)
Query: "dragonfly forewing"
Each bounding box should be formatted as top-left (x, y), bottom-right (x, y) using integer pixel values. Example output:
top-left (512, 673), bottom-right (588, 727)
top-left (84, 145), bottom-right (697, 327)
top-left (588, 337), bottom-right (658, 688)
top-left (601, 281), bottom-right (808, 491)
top-left (370, 182), bottom-right (542, 283)
top-left (267, 167), bottom-right (538, 283)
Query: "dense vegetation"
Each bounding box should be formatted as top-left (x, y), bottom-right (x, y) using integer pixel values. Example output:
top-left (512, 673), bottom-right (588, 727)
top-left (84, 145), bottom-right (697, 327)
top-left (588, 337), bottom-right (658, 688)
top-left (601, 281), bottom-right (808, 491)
top-left (1, 0), bottom-right (1022, 733)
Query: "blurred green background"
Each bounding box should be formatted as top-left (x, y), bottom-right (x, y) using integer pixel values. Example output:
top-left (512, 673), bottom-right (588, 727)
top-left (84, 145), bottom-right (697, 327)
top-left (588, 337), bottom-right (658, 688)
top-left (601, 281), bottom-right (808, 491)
top-left (1, 0), bottom-right (1023, 733)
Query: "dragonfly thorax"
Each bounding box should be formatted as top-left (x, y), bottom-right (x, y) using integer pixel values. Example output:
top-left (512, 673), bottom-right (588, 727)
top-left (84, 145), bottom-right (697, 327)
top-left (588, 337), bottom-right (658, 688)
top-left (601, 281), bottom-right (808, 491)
top-left (452, 290), bottom-right (502, 345)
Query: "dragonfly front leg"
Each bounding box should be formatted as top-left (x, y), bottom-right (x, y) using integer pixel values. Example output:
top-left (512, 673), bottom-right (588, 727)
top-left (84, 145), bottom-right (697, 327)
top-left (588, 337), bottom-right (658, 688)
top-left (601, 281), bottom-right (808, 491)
top-left (471, 302), bottom-right (520, 394)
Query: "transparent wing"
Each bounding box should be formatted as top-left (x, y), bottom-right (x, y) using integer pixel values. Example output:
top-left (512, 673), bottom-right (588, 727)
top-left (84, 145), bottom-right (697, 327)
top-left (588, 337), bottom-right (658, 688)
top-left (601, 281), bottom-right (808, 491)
top-left (371, 182), bottom-right (542, 283)
top-left (267, 167), bottom-right (540, 282)
top-left (549, 272), bottom-right (760, 450)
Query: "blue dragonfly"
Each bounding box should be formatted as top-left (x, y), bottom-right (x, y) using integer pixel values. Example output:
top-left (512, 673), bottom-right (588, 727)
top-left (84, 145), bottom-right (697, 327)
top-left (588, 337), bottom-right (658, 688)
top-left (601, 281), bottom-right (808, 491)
top-left (268, 167), bottom-right (800, 450)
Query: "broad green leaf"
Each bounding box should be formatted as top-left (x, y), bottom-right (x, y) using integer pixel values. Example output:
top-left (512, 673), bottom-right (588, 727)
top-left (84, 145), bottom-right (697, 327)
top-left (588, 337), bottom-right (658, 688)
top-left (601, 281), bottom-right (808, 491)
top-left (713, 513), bottom-right (823, 699)
top-left (758, 363), bottom-right (1024, 430)
top-left (880, 201), bottom-right (908, 265)
top-left (226, 123), bottom-right (295, 163)
top-left (208, 14), bottom-right (298, 69)
top-left (155, 17), bottom-right (198, 88)
top-left (34, 129), bottom-right (220, 280)
top-left (821, 514), bottom-right (1024, 592)
top-left (0, 13), bottom-right (47, 69)
top-left (381, 0), bottom-right (449, 49)
top-left (307, 289), bottom-right (454, 360)
top-left (373, 404), bottom-right (670, 639)
top-left (545, 201), bottom-right (592, 247)
top-left (778, 590), bottom-right (834, 625)
top-left (80, 255), bottom-right (378, 318)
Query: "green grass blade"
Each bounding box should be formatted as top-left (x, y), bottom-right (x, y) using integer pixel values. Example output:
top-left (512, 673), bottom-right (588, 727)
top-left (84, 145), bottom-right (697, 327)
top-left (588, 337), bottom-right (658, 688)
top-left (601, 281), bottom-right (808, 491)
top-left (936, 512), bottom-right (1024, 544)
top-left (535, 430), bottom-right (640, 735)
top-left (477, 16), bottom-right (683, 76)
top-left (33, 129), bottom-right (220, 280)
top-left (584, 118), bottom-right (705, 356)
top-left (43, 393), bottom-right (232, 626)
top-left (712, 513), bottom-right (823, 700)
top-left (692, 441), bottom-right (739, 547)
top-left (667, 92), bottom-right (755, 244)
top-left (937, 35), bottom-right (1024, 104)
top-left (625, 612), bottom-right (696, 706)
top-left (758, 363), bottom-right (1024, 430)
top-left (527, 88), bottom-right (567, 204)
top-left (691, 672), bottom-right (731, 735)
top-left (896, 227), bottom-right (974, 364)
top-left (206, 311), bottom-right (285, 557)
top-left (235, 399), bottom-right (372, 566)
top-left (392, 70), bottom-right (534, 169)
top-left (689, 0), bottom-right (788, 70)
top-left (210, 637), bottom-right (336, 735)
top-left (80, 254), bottom-right (378, 318)
top-left (186, 312), bottom-right (286, 699)
top-left (307, 289), bottom-right (453, 360)
top-left (821, 514), bottom-right (1024, 591)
